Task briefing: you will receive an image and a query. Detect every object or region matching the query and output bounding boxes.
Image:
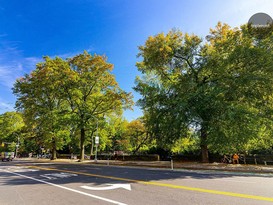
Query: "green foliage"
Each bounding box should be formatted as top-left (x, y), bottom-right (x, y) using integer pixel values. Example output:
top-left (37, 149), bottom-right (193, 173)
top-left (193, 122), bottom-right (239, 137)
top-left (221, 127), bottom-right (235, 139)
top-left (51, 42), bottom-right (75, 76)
top-left (0, 112), bottom-right (24, 153)
top-left (135, 23), bottom-right (273, 161)
top-left (171, 133), bottom-right (200, 154)
top-left (125, 119), bottom-right (151, 154)
top-left (0, 112), bottom-right (24, 140)
top-left (13, 51), bottom-right (133, 160)
top-left (244, 123), bottom-right (273, 153)
top-left (13, 57), bottom-right (72, 159)
top-left (62, 52), bottom-right (133, 160)
top-left (103, 113), bottom-right (129, 153)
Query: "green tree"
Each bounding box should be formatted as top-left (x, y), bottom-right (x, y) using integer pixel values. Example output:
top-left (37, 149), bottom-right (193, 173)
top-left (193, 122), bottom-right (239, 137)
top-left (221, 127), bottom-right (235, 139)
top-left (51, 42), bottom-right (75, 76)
top-left (60, 52), bottom-right (133, 161)
top-left (103, 113), bottom-right (129, 153)
top-left (13, 57), bottom-right (72, 159)
top-left (135, 23), bottom-right (273, 162)
top-left (126, 119), bottom-right (151, 154)
top-left (13, 52), bottom-right (133, 161)
top-left (171, 131), bottom-right (200, 154)
top-left (0, 111), bottom-right (24, 152)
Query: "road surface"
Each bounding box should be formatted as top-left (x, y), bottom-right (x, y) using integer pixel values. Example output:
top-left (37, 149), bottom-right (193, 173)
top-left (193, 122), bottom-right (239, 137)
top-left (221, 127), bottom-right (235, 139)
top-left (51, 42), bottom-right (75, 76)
top-left (0, 159), bottom-right (273, 205)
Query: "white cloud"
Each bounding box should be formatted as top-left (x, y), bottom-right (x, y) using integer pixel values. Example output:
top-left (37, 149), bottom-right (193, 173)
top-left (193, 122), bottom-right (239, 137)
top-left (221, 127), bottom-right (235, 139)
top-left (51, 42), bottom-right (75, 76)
top-left (0, 101), bottom-right (14, 111)
top-left (0, 65), bottom-right (16, 88)
top-left (0, 41), bottom-right (94, 89)
top-left (0, 41), bottom-right (41, 88)
top-left (0, 44), bottom-right (95, 114)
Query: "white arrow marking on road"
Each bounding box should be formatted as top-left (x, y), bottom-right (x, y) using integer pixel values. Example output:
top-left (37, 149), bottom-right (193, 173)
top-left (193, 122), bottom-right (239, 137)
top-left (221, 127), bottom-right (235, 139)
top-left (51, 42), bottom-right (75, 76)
top-left (40, 172), bottom-right (78, 180)
top-left (6, 166), bottom-right (38, 172)
top-left (81, 184), bottom-right (131, 191)
top-left (1, 169), bottom-right (127, 205)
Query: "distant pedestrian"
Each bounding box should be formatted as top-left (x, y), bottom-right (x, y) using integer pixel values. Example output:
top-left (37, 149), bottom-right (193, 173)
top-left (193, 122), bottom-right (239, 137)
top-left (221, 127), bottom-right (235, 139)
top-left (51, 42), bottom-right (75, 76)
top-left (233, 153), bottom-right (239, 164)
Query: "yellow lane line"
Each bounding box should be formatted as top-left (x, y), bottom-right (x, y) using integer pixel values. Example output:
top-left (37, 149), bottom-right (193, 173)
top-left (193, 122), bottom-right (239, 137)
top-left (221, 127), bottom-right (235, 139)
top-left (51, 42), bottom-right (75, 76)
top-left (26, 165), bottom-right (273, 202)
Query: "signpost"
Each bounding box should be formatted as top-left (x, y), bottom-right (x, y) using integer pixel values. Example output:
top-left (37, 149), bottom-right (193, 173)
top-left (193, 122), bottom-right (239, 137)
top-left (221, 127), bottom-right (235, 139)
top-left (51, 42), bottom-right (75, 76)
top-left (95, 136), bottom-right (99, 162)
top-left (89, 116), bottom-right (99, 162)
top-left (95, 136), bottom-right (99, 145)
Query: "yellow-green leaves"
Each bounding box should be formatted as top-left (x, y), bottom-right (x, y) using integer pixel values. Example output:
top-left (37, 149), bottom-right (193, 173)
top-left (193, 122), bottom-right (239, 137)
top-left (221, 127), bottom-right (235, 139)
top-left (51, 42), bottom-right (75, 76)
top-left (137, 30), bottom-right (182, 74)
top-left (13, 51), bottom-right (133, 160)
top-left (135, 23), bottom-right (273, 160)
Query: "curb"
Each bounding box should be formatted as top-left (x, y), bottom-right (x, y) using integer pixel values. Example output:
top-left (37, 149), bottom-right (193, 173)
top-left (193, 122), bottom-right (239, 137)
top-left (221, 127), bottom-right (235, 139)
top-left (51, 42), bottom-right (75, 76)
top-left (15, 158), bottom-right (273, 174)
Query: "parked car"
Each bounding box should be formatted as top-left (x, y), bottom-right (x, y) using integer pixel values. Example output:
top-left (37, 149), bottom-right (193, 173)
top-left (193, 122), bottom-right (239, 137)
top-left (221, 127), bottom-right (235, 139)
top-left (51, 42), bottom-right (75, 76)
top-left (1, 152), bottom-right (15, 161)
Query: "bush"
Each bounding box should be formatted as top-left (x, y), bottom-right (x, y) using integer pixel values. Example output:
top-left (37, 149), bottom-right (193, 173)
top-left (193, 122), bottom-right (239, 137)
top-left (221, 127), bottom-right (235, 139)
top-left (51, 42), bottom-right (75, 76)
top-left (95, 153), bottom-right (160, 161)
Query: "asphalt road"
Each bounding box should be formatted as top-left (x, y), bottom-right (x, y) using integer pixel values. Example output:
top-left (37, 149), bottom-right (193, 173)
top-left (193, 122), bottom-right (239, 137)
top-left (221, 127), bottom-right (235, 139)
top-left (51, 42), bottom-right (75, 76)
top-left (1, 159), bottom-right (273, 205)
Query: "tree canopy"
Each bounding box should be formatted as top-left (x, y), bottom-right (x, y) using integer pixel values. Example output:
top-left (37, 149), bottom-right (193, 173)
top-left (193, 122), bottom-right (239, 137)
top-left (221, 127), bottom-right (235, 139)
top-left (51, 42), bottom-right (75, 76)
top-left (135, 23), bottom-right (273, 162)
top-left (13, 51), bottom-right (133, 161)
top-left (0, 111), bottom-right (24, 152)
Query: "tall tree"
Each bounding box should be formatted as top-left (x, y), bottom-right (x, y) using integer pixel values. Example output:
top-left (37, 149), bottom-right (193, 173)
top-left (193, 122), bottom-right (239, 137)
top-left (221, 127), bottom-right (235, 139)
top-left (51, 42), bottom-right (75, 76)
top-left (13, 52), bottom-right (133, 161)
top-left (13, 57), bottom-right (71, 159)
top-left (60, 52), bottom-right (133, 161)
top-left (135, 23), bottom-right (273, 162)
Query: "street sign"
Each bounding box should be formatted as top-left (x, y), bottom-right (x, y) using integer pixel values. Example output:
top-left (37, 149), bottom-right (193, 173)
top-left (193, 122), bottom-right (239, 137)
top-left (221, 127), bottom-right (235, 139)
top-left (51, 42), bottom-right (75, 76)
top-left (95, 136), bottom-right (99, 145)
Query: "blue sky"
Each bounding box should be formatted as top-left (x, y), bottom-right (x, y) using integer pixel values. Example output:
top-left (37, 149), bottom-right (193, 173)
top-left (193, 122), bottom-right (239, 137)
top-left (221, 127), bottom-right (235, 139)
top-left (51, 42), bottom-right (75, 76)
top-left (1, 0), bottom-right (273, 120)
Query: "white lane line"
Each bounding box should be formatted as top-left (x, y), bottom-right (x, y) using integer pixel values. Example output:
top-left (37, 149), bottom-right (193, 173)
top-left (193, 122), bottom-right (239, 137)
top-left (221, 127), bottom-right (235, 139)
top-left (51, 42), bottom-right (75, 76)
top-left (1, 169), bottom-right (127, 205)
top-left (212, 178), bottom-right (256, 183)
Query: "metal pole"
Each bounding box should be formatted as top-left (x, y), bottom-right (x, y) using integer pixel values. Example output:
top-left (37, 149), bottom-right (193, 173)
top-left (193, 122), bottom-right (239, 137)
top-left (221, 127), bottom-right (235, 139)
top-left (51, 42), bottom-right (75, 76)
top-left (15, 135), bottom-right (19, 158)
top-left (15, 147), bottom-right (17, 159)
top-left (95, 145), bottom-right (98, 162)
top-left (171, 159), bottom-right (174, 170)
top-left (94, 120), bottom-right (98, 162)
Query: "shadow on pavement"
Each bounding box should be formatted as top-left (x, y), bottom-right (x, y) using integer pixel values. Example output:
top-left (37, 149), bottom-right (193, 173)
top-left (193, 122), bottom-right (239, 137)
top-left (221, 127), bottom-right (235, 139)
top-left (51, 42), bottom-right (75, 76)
top-left (1, 158), bottom-right (273, 187)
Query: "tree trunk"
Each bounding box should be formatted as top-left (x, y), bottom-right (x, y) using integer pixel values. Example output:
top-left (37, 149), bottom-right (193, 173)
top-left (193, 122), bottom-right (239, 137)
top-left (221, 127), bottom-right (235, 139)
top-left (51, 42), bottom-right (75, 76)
top-left (200, 126), bottom-right (209, 163)
top-left (132, 133), bottom-right (149, 155)
top-left (90, 135), bottom-right (94, 159)
top-left (79, 127), bottom-right (85, 161)
top-left (51, 139), bottom-right (57, 160)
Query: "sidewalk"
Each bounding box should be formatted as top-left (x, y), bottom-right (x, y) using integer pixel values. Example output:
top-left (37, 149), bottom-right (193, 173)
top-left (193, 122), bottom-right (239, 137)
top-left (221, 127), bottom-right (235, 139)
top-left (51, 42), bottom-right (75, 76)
top-left (22, 158), bottom-right (273, 174)
top-left (48, 159), bottom-right (273, 174)
top-left (93, 160), bottom-right (273, 174)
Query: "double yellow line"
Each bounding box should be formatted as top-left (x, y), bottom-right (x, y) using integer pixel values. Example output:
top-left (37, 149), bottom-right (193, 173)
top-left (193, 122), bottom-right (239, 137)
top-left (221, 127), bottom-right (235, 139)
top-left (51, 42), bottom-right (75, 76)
top-left (27, 165), bottom-right (273, 202)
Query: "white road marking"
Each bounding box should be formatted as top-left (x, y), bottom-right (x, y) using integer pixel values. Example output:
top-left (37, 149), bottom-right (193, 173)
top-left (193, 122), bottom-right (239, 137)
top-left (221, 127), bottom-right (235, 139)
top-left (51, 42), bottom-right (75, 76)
top-left (1, 169), bottom-right (127, 205)
top-left (212, 178), bottom-right (256, 183)
top-left (81, 184), bottom-right (131, 191)
top-left (40, 172), bottom-right (78, 180)
top-left (4, 166), bottom-right (38, 172)
top-left (31, 163), bottom-right (55, 165)
top-left (13, 168), bottom-right (38, 172)
top-left (40, 175), bottom-right (57, 180)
